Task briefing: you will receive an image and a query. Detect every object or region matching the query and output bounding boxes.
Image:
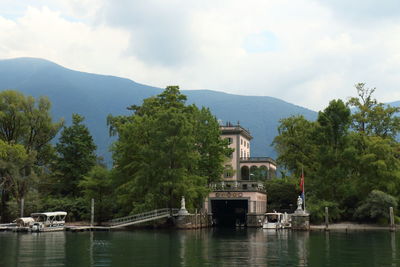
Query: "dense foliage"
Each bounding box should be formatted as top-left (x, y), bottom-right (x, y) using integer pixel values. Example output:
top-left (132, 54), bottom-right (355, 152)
top-left (0, 90), bottom-right (63, 222)
top-left (274, 83), bottom-right (400, 223)
top-left (52, 114), bottom-right (97, 197)
top-left (108, 86), bottom-right (231, 214)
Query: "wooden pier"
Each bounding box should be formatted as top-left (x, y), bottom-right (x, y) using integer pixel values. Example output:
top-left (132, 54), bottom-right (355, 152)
top-left (65, 226), bottom-right (110, 232)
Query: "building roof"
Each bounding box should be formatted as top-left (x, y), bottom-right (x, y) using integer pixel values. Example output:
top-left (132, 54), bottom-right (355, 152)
top-left (220, 122), bottom-right (252, 140)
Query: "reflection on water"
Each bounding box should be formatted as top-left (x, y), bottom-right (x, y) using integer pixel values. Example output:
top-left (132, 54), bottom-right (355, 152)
top-left (0, 229), bottom-right (400, 266)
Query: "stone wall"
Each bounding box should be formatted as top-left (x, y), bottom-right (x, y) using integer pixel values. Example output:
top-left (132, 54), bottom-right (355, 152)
top-left (291, 213), bottom-right (310, 230)
top-left (174, 214), bottom-right (212, 229)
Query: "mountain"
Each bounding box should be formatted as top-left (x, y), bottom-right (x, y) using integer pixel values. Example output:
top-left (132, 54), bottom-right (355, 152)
top-left (0, 57), bottom-right (317, 165)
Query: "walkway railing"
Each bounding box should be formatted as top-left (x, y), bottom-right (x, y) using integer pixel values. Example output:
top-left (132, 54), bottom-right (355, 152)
top-left (240, 157), bottom-right (276, 163)
top-left (109, 208), bottom-right (179, 228)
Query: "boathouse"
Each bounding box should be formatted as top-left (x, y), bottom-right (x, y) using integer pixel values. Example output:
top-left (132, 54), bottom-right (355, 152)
top-left (204, 122), bottom-right (277, 227)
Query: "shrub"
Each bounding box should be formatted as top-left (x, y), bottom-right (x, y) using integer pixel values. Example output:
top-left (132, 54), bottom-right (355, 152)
top-left (354, 190), bottom-right (398, 223)
top-left (306, 197), bottom-right (342, 224)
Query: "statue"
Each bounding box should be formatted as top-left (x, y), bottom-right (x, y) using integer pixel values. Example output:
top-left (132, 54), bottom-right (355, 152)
top-left (178, 196), bottom-right (189, 215)
top-left (297, 195), bottom-right (303, 211)
top-left (181, 196), bottom-right (186, 210)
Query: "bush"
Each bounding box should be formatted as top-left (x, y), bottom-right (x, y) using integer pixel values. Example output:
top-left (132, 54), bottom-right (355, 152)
top-left (354, 190), bottom-right (398, 223)
top-left (41, 197), bottom-right (90, 222)
top-left (306, 197), bottom-right (342, 224)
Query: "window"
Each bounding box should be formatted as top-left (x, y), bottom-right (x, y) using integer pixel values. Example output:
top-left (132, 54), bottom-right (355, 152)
top-left (241, 139), bottom-right (243, 145)
top-left (225, 137), bottom-right (232, 145)
top-left (224, 165), bottom-right (233, 178)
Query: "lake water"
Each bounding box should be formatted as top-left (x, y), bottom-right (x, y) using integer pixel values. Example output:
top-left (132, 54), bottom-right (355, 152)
top-left (0, 229), bottom-right (399, 266)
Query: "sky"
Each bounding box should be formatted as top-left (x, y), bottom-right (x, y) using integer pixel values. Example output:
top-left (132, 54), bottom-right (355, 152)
top-left (1, 0), bottom-right (400, 111)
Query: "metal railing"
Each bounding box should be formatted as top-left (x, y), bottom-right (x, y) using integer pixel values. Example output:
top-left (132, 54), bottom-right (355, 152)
top-left (240, 157), bottom-right (276, 163)
top-left (109, 208), bottom-right (179, 227)
top-left (210, 181), bottom-right (265, 192)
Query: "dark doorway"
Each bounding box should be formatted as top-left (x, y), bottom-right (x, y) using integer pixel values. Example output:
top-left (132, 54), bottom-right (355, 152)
top-left (211, 200), bottom-right (248, 227)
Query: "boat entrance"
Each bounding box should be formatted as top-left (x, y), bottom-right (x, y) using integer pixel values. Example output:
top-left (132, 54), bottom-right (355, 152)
top-left (211, 200), bottom-right (248, 227)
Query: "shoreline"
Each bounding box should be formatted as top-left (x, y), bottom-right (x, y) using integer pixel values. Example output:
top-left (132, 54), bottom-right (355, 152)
top-left (310, 222), bottom-right (397, 231)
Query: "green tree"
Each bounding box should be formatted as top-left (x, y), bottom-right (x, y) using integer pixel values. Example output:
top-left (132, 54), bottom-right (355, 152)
top-left (265, 178), bottom-right (298, 212)
top-left (79, 165), bottom-right (113, 224)
top-left (0, 90), bottom-right (62, 222)
top-left (273, 84), bottom-right (400, 222)
top-left (108, 86), bottom-right (230, 215)
top-left (348, 83), bottom-right (400, 138)
top-left (53, 114), bottom-right (97, 197)
top-left (0, 141), bottom-right (36, 221)
top-left (0, 90), bottom-right (63, 165)
top-left (273, 115), bottom-right (318, 176)
top-left (311, 100), bottom-right (352, 202)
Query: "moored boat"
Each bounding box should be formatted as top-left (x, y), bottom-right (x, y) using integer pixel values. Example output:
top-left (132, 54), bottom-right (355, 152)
top-left (262, 211), bottom-right (291, 229)
top-left (29, 211), bottom-right (67, 232)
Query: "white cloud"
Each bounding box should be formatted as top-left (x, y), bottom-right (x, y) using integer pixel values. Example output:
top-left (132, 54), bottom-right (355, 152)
top-left (1, 0), bottom-right (400, 111)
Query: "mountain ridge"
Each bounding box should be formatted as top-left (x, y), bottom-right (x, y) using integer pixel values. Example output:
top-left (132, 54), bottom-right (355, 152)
top-left (0, 57), bottom-right (318, 165)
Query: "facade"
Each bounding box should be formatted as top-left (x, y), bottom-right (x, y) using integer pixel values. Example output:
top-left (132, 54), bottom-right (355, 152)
top-left (204, 122), bottom-right (277, 227)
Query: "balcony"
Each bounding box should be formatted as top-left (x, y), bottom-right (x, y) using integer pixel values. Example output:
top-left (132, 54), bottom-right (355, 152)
top-left (240, 157), bottom-right (276, 164)
top-left (210, 180), bottom-right (265, 192)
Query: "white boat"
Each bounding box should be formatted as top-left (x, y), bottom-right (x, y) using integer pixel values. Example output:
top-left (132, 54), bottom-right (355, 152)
top-left (29, 211), bottom-right (67, 232)
top-left (262, 212), bottom-right (291, 229)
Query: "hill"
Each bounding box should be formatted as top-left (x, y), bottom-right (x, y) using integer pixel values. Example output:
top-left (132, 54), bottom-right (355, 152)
top-left (0, 58), bottom-right (317, 165)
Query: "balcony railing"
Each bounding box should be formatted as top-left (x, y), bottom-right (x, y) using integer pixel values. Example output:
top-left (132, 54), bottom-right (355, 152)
top-left (210, 180), bottom-right (265, 192)
top-left (240, 157), bottom-right (276, 163)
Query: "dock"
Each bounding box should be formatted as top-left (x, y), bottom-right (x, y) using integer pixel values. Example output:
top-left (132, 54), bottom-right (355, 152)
top-left (65, 226), bottom-right (110, 232)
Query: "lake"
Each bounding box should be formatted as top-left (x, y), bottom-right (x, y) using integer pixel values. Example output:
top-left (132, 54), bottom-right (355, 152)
top-left (0, 229), bottom-right (398, 266)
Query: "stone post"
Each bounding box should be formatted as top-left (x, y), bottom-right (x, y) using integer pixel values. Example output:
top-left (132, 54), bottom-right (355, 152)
top-left (390, 207), bottom-right (395, 232)
top-left (91, 198), bottom-right (94, 227)
top-left (20, 198), bottom-right (24, 218)
top-left (325, 207), bottom-right (329, 231)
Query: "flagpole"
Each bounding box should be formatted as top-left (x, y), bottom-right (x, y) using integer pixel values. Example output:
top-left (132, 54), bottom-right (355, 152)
top-left (302, 166), bottom-right (306, 212)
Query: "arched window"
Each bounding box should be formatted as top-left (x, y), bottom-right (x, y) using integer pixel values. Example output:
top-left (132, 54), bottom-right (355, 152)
top-left (250, 166), bottom-right (258, 180)
top-left (241, 166), bottom-right (250, 180)
top-left (259, 165), bottom-right (268, 180)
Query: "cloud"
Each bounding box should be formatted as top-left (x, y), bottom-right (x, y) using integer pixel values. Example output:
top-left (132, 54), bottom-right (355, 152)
top-left (317, 0), bottom-right (400, 23)
top-left (0, 6), bottom-right (130, 75)
top-left (243, 31), bottom-right (280, 53)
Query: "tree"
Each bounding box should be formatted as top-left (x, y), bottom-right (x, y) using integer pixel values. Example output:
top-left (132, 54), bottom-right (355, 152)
top-left (348, 83), bottom-right (400, 138)
top-left (108, 86), bottom-right (230, 214)
top-left (273, 115), bottom-right (318, 176)
top-left (0, 141), bottom-right (36, 222)
top-left (273, 84), bottom-right (400, 222)
top-left (0, 90), bottom-right (62, 222)
top-left (53, 114), bottom-right (97, 197)
top-left (265, 178), bottom-right (298, 212)
top-left (0, 90), bottom-right (63, 165)
top-left (79, 165), bottom-right (113, 223)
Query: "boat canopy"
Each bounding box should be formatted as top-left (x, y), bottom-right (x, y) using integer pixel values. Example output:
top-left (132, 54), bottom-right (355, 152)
top-left (14, 217), bottom-right (35, 226)
top-left (31, 211), bottom-right (67, 217)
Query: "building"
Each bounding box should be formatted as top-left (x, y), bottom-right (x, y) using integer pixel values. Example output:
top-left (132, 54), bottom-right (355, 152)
top-left (204, 122), bottom-right (277, 227)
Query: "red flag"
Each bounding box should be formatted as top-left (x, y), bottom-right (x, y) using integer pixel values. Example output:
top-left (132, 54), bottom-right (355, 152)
top-left (299, 172), bottom-right (304, 192)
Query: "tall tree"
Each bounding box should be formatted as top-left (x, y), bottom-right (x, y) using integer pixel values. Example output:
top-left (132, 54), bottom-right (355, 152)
top-left (0, 90), bottom-right (62, 222)
top-left (348, 83), bottom-right (400, 138)
top-left (108, 86), bottom-right (230, 214)
top-left (53, 114), bottom-right (97, 196)
top-left (273, 115), bottom-right (318, 175)
top-left (0, 90), bottom-right (63, 165)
